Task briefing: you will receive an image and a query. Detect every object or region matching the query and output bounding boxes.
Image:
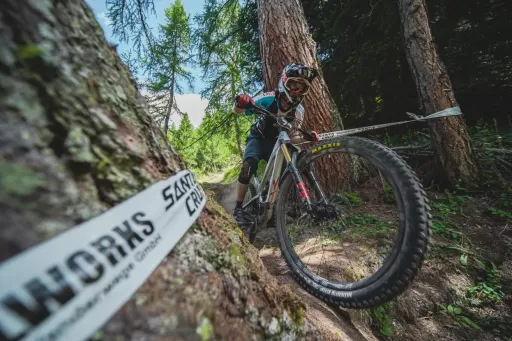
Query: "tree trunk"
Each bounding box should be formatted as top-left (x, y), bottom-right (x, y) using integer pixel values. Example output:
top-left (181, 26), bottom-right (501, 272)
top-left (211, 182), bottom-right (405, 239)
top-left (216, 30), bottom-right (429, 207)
top-left (257, 0), bottom-right (351, 190)
top-left (0, 1), bottom-right (317, 340)
top-left (163, 74), bottom-right (175, 134)
top-left (398, 0), bottom-right (480, 187)
top-left (231, 82), bottom-right (244, 159)
top-left (233, 116), bottom-right (244, 159)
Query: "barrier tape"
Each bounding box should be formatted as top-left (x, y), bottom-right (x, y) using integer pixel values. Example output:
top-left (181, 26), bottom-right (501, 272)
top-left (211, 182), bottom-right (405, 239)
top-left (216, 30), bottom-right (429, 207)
top-left (0, 170), bottom-right (206, 341)
top-left (318, 106), bottom-right (462, 141)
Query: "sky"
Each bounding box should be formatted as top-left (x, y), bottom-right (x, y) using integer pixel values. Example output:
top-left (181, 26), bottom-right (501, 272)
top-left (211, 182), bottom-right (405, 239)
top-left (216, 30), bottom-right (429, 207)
top-left (85, 0), bottom-right (208, 127)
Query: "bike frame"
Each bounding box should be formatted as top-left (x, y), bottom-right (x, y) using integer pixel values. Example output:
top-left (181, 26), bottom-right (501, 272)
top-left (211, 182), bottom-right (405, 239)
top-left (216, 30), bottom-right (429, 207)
top-left (242, 130), bottom-right (293, 221)
top-left (240, 99), bottom-right (418, 226)
top-left (241, 104), bottom-right (333, 227)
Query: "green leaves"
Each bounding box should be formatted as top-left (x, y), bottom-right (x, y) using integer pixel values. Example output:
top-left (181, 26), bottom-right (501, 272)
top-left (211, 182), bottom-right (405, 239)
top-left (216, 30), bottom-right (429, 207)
top-left (380, 325), bottom-right (393, 337)
top-left (195, 0), bottom-right (259, 102)
top-left (106, 0), bottom-right (156, 55)
top-left (466, 262), bottom-right (504, 305)
top-left (460, 253), bottom-right (468, 266)
top-left (192, 0), bottom-right (259, 162)
top-left (430, 190), bottom-right (471, 236)
top-left (452, 306), bottom-right (462, 315)
top-left (369, 303), bottom-right (394, 337)
top-left (489, 207), bottom-right (512, 219)
top-left (337, 191), bottom-right (363, 206)
top-left (439, 304), bottom-right (480, 328)
top-left (168, 110), bottom-right (249, 176)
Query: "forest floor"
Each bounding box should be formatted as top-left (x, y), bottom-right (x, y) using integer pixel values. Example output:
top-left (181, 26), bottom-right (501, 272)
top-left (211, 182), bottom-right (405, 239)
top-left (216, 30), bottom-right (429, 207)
top-left (203, 181), bottom-right (512, 341)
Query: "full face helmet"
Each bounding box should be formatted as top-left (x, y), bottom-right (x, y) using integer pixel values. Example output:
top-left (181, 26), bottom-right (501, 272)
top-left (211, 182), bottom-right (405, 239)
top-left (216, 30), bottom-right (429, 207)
top-left (277, 63), bottom-right (319, 113)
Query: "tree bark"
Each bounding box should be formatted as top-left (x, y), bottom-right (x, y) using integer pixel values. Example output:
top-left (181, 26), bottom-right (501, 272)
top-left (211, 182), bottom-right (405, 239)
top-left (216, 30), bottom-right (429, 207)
top-left (398, 0), bottom-right (480, 187)
top-left (231, 82), bottom-right (244, 159)
top-left (0, 1), bottom-right (317, 340)
top-left (257, 0), bottom-right (341, 131)
top-left (164, 85), bottom-right (174, 135)
top-left (164, 75), bottom-right (174, 134)
top-left (164, 37), bottom-right (177, 134)
top-left (234, 116), bottom-right (244, 159)
top-left (257, 0), bottom-right (350, 190)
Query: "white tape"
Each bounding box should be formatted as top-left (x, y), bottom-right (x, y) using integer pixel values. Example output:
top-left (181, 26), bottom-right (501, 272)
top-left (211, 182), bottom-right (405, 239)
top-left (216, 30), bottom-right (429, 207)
top-left (406, 106), bottom-right (462, 120)
top-left (0, 170), bottom-right (206, 341)
top-left (318, 106), bottom-right (462, 141)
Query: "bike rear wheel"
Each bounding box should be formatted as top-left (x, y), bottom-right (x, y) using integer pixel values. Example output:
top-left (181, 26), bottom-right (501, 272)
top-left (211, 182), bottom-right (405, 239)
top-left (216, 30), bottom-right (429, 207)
top-left (275, 136), bottom-right (431, 308)
top-left (243, 182), bottom-right (258, 215)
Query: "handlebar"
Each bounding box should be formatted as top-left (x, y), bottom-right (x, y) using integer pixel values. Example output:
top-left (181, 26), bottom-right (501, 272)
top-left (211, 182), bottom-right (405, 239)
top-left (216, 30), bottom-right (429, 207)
top-left (246, 102), bottom-right (274, 118)
top-left (245, 103), bottom-right (316, 142)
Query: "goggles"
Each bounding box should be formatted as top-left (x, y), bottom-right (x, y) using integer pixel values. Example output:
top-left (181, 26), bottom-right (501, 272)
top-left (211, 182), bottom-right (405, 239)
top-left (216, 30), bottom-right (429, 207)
top-left (284, 77), bottom-right (311, 96)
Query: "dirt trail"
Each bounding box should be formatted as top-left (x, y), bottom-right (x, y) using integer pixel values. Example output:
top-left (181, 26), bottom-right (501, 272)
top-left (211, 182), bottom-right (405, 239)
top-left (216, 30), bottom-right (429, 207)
top-left (215, 183), bottom-right (377, 341)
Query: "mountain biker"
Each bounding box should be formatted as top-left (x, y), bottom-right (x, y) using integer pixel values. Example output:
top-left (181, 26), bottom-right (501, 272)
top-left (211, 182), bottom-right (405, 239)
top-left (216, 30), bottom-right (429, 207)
top-left (232, 63), bottom-right (320, 227)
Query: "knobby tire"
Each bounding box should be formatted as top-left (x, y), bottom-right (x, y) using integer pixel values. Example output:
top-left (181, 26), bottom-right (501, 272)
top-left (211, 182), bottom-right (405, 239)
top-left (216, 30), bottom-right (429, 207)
top-left (275, 136), bottom-right (431, 309)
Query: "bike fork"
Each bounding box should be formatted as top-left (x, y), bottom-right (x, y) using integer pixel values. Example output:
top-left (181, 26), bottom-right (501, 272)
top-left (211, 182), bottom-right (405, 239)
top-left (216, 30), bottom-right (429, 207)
top-left (304, 164), bottom-right (328, 204)
top-left (281, 146), bottom-right (313, 212)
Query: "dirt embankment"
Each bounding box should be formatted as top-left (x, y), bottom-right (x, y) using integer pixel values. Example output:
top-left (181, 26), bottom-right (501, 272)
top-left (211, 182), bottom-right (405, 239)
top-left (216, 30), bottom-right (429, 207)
top-left (206, 182), bottom-right (377, 341)
top-left (207, 182), bottom-right (512, 341)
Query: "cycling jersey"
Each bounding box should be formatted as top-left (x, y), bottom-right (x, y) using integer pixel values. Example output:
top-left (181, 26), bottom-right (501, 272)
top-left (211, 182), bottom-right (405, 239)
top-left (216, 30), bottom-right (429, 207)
top-left (244, 91), bottom-right (304, 139)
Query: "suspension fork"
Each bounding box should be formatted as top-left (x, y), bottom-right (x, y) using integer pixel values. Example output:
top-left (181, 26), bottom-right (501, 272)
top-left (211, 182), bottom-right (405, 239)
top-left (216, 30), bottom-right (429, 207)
top-left (281, 144), bottom-right (313, 212)
top-left (303, 164), bottom-right (328, 204)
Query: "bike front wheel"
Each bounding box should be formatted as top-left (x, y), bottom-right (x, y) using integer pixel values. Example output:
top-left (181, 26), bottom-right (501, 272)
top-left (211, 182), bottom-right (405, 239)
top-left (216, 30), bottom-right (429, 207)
top-left (275, 136), bottom-right (431, 309)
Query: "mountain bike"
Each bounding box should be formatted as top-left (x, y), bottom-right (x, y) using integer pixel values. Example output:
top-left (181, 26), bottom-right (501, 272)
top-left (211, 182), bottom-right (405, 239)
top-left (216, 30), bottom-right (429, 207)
top-left (242, 104), bottom-right (431, 309)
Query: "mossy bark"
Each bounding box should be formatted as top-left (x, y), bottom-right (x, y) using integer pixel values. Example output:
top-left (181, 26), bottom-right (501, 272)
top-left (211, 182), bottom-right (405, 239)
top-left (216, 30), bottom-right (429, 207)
top-left (0, 1), bottom-right (317, 340)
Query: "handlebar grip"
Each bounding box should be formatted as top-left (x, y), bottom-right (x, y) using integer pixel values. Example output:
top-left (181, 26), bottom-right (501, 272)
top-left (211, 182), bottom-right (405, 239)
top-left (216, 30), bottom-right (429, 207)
top-left (300, 129), bottom-right (314, 141)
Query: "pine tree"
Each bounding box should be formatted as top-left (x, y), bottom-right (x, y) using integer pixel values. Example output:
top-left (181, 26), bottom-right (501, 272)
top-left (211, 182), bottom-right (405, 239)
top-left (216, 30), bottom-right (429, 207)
top-left (195, 0), bottom-right (255, 159)
top-left (171, 113), bottom-right (197, 167)
top-left (106, 0), bottom-right (155, 55)
top-left (144, 0), bottom-right (193, 133)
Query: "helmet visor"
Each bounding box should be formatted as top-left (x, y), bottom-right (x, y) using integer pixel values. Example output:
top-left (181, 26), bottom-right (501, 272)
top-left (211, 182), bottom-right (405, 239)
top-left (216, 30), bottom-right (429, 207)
top-left (284, 77), bottom-right (310, 96)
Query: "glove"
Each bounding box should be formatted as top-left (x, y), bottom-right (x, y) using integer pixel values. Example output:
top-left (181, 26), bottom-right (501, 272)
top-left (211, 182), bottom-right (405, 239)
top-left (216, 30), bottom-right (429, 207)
top-left (309, 130), bottom-right (319, 143)
top-left (235, 94), bottom-right (255, 109)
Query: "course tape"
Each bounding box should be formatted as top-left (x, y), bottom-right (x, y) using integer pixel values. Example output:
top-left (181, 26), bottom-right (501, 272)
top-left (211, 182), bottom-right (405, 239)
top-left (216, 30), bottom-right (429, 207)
top-left (0, 170), bottom-right (206, 341)
top-left (318, 106), bottom-right (462, 141)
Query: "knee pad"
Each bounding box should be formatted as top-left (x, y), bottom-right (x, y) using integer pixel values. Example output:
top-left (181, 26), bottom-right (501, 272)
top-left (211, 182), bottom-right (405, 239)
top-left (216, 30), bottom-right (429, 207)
top-left (238, 157), bottom-right (258, 184)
